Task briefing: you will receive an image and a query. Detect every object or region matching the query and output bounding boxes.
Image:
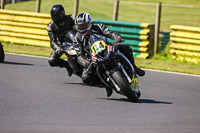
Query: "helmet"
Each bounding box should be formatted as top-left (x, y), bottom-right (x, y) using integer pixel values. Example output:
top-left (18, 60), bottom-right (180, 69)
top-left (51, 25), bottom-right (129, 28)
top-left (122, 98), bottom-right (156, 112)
top-left (75, 13), bottom-right (92, 35)
top-left (50, 4), bottom-right (65, 25)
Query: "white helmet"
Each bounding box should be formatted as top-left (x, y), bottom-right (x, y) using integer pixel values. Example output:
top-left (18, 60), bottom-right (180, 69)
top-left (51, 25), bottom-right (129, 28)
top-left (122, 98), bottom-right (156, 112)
top-left (75, 13), bottom-right (92, 35)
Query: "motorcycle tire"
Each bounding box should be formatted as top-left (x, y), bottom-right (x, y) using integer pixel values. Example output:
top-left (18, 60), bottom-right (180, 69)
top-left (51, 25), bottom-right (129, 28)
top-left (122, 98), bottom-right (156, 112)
top-left (112, 71), bottom-right (139, 102)
top-left (0, 42), bottom-right (5, 63)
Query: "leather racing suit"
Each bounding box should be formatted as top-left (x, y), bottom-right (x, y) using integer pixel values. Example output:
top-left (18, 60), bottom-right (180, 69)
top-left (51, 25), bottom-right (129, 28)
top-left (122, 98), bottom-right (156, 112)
top-left (47, 15), bottom-right (74, 76)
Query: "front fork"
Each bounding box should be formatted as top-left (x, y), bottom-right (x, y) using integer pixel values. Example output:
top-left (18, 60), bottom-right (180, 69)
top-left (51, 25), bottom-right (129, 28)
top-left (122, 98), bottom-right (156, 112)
top-left (117, 62), bottom-right (132, 84)
top-left (103, 65), bottom-right (121, 92)
top-left (103, 62), bottom-right (134, 93)
top-left (117, 62), bottom-right (139, 92)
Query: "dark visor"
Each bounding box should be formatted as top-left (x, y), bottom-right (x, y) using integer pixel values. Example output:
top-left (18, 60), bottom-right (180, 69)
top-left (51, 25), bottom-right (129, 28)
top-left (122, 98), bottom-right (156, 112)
top-left (77, 22), bottom-right (90, 31)
top-left (52, 14), bottom-right (64, 23)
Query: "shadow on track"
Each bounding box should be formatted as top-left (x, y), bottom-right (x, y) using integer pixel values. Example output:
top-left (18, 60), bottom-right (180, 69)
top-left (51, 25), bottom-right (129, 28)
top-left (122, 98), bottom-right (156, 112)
top-left (64, 82), bottom-right (84, 86)
top-left (138, 99), bottom-right (172, 104)
top-left (98, 98), bottom-right (172, 104)
top-left (65, 82), bottom-right (172, 104)
top-left (64, 82), bottom-right (105, 88)
top-left (3, 61), bottom-right (33, 66)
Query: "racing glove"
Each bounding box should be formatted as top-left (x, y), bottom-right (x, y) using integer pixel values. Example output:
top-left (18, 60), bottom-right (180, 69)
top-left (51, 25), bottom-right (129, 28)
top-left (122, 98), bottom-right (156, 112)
top-left (97, 52), bottom-right (113, 64)
top-left (113, 32), bottom-right (123, 44)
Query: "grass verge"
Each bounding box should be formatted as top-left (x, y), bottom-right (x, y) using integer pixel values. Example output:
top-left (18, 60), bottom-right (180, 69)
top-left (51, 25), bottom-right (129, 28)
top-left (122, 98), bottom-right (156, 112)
top-left (4, 0), bottom-right (200, 31)
top-left (2, 42), bottom-right (200, 75)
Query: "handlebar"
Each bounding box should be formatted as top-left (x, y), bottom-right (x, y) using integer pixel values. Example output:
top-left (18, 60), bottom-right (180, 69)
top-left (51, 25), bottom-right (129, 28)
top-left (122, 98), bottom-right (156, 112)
top-left (97, 51), bottom-right (114, 64)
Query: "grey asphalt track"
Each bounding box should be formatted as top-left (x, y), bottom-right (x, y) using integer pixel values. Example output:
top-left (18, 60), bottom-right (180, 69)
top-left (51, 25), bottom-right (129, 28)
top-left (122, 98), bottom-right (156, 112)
top-left (0, 54), bottom-right (200, 133)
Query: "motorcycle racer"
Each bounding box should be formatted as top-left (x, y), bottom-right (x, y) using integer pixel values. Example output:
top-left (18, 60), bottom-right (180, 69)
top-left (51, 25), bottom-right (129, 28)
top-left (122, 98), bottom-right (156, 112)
top-left (73, 13), bottom-right (145, 97)
top-left (47, 4), bottom-right (74, 76)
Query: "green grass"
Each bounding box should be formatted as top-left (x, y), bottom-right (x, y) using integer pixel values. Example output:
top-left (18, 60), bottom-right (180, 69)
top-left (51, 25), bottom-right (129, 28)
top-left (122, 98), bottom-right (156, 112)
top-left (5, 0), bottom-right (200, 31)
top-left (138, 53), bottom-right (200, 75)
top-left (2, 42), bottom-right (200, 75)
top-left (2, 42), bottom-right (52, 57)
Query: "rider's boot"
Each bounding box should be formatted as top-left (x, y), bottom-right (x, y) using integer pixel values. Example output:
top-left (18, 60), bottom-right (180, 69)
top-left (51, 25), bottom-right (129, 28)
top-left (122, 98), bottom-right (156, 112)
top-left (48, 56), bottom-right (73, 77)
top-left (129, 56), bottom-right (145, 76)
top-left (65, 65), bottom-right (73, 77)
top-left (118, 44), bottom-right (145, 76)
top-left (105, 86), bottom-right (113, 97)
top-left (59, 59), bottom-right (73, 77)
top-left (135, 67), bottom-right (145, 77)
top-left (58, 58), bottom-right (73, 77)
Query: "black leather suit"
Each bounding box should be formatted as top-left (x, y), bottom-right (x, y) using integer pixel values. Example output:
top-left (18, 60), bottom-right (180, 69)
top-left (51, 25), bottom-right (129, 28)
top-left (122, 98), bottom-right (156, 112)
top-left (73, 23), bottom-right (138, 71)
top-left (47, 15), bottom-right (74, 69)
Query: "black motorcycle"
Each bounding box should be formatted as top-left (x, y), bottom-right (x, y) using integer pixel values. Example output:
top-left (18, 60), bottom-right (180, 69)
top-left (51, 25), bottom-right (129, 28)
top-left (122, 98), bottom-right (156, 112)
top-left (0, 42), bottom-right (5, 63)
top-left (62, 32), bottom-right (141, 102)
top-left (62, 30), bottom-right (83, 77)
top-left (86, 33), bottom-right (141, 102)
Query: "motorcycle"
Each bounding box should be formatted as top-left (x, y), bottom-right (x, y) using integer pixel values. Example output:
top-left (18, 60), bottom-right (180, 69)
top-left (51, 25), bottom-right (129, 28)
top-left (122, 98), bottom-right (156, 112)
top-left (0, 42), bottom-right (5, 63)
top-left (62, 31), bottom-right (141, 102)
top-left (86, 33), bottom-right (141, 102)
top-left (62, 30), bottom-right (83, 77)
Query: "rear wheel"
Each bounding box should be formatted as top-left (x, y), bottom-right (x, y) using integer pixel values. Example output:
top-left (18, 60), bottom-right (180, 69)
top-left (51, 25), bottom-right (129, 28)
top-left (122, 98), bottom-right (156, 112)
top-left (0, 42), bottom-right (5, 63)
top-left (112, 71), bottom-right (139, 102)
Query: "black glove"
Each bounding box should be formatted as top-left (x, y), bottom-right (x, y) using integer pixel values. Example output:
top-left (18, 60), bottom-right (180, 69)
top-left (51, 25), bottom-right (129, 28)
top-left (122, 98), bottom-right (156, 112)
top-left (113, 32), bottom-right (122, 44)
top-left (97, 52), bottom-right (112, 64)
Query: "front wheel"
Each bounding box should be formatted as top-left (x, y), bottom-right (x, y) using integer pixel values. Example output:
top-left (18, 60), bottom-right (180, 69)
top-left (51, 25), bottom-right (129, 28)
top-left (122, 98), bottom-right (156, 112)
top-left (0, 42), bottom-right (5, 63)
top-left (112, 71), bottom-right (139, 102)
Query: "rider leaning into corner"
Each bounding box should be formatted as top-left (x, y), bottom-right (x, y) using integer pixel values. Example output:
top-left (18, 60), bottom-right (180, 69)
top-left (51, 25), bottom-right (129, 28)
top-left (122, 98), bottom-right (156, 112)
top-left (73, 13), bottom-right (145, 97)
top-left (47, 4), bottom-right (74, 77)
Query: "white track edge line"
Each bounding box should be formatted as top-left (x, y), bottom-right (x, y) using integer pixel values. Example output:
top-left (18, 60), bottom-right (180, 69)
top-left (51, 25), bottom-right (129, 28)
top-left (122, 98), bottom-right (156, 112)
top-left (143, 68), bottom-right (200, 77)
